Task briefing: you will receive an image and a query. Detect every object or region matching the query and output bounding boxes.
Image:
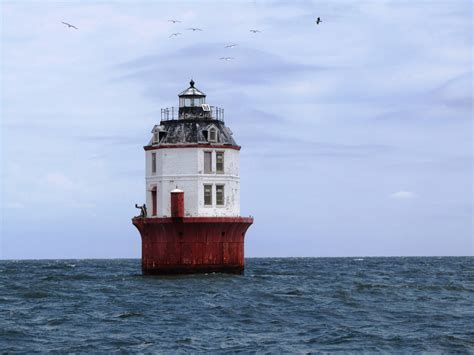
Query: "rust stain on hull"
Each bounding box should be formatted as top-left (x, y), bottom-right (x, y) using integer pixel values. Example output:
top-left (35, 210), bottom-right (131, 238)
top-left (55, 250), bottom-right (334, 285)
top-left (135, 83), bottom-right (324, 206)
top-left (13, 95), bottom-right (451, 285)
top-left (132, 217), bottom-right (253, 275)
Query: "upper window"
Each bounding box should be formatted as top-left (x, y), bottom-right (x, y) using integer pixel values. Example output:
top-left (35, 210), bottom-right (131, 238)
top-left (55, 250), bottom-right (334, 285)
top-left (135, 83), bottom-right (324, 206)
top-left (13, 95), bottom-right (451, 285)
top-left (216, 152), bottom-right (224, 173)
top-left (204, 151), bottom-right (212, 174)
top-left (209, 127), bottom-right (217, 142)
top-left (159, 131), bottom-right (167, 142)
top-left (151, 152), bottom-right (156, 174)
top-left (153, 133), bottom-right (159, 144)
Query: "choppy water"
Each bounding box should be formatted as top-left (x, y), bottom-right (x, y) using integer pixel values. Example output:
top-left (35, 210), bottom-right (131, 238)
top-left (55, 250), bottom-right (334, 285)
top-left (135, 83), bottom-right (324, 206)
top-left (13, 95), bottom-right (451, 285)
top-left (0, 257), bottom-right (473, 352)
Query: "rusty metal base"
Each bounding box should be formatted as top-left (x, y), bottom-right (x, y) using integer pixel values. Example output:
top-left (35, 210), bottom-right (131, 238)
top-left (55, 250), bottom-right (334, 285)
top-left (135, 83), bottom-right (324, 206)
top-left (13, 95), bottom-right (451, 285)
top-left (132, 217), bottom-right (253, 275)
top-left (142, 265), bottom-right (244, 275)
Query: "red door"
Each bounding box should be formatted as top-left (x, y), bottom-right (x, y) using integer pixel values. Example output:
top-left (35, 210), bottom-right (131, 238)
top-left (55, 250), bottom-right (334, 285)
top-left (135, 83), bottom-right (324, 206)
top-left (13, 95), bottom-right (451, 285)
top-left (152, 189), bottom-right (157, 216)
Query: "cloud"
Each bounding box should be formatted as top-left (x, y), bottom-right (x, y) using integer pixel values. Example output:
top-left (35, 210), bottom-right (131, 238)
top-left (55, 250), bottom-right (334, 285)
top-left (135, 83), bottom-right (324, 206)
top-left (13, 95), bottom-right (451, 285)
top-left (75, 134), bottom-right (143, 146)
top-left (389, 191), bottom-right (418, 200)
top-left (432, 72), bottom-right (473, 109)
top-left (116, 43), bottom-right (329, 90)
top-left (45, 172), bottom-right (77, 191)
top-left (3, 202), bottom-right (25, 209)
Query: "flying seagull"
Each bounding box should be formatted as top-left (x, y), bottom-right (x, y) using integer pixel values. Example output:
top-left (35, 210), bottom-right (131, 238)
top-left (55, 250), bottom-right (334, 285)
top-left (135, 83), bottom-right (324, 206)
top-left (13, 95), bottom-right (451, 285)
top-left (249, 29), bottom-right (261, 33)
top-left (220, 57), bottom-right (234, 61)
top-left (168, 19), bottom-right (181, 23)
top-left (225, 44), bottom-right (238, 48)
top-left (169, 33), bottom-right (182, 38)
top-left (62, 21), bottom-right (78, 30)
top-left (316, 17), bottom-right (322, 25)
top-left (187, 27), bottom-right (203, 31)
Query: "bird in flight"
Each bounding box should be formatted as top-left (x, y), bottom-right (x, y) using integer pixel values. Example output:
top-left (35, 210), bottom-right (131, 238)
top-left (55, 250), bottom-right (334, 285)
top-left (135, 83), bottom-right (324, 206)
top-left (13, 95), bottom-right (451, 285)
top-left (61, 21), bottom-right (78, 30)
top-left (249, 29), bottom-right (261, 33)
top-left (168, 19), bottom-right (181, 23)
top-left (220, 57), bottom-right (234, 61)
top-left (316, 17), bottom-right (322, 25)
top-left (187, 28), bottom-right (203, 31)
top-left (169, 33), bottom-right (182, 38)
top-left (225, 44), bottom-right (238, 48)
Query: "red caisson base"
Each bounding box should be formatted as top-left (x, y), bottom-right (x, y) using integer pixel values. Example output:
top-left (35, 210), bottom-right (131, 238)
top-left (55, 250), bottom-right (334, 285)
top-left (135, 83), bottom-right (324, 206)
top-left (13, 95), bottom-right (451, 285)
top-left (132, 217), bottom-right (253, 275)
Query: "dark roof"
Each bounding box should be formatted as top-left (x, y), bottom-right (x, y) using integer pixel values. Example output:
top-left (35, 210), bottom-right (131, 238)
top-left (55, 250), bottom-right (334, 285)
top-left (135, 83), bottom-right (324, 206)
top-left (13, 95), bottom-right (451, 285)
top-left (153, 118), bottom-right (237, 146)
top-left (178, 80), bottom-right (206, 97)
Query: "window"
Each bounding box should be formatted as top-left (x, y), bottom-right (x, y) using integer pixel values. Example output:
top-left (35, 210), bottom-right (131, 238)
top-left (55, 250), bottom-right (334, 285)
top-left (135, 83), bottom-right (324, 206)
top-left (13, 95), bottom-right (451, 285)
top-left (216, 185), bottom-right (225, 206)
top-left (204, 184), bottom-right (212, 206)
top-left (204, 151), bottom-right (212, 173)
top-left (209, 127), bottom-right (217, 142)
top-left (151, 152), bottom-right (156, 174)
top-left (216, 152), bottom-right (224, 173)
top-left (191, 97), bottom-right (204, 106)
top-left (153, 133), bottom-right (159, 144)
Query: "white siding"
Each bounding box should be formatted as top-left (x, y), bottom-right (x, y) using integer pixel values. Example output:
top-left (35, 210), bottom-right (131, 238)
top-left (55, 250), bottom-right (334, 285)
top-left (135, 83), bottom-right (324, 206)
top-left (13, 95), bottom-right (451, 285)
top-left (145, 147), bottom-right (240, 217)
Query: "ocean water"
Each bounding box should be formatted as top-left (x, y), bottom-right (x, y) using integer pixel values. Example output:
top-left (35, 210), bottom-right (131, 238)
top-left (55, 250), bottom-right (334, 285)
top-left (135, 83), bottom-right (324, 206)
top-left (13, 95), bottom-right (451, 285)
top-left (0, 257), bottom-right (472, 352)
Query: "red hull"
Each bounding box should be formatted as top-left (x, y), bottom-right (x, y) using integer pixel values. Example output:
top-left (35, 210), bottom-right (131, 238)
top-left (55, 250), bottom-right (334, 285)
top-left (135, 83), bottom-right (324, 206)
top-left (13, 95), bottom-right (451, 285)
top-left (132, 217), bottom-right (253, 275)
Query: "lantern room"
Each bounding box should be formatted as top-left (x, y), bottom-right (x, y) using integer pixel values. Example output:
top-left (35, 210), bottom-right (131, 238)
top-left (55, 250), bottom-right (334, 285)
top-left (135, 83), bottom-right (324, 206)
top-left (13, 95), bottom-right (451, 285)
top-left (178, 80), bottom-right (206, 107)
top-left (178, 80), bottom-right (210, 119)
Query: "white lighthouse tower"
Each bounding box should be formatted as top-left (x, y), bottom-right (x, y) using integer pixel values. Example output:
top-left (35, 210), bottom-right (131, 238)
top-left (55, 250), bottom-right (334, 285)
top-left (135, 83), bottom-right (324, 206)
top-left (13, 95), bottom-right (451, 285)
top-left (133, 80), bottom-right (253, 275)
top-left (145, 80), bottom-right (240, 218)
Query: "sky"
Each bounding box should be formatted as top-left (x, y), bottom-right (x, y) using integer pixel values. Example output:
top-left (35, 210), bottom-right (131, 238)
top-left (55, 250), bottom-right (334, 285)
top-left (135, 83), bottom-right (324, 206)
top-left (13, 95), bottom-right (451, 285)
top-left (0, 0), bottom-right (472, 259)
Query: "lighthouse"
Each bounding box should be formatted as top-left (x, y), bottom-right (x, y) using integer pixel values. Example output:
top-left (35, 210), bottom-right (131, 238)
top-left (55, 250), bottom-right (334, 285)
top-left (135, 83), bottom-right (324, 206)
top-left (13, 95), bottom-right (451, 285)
top-left (132, 80), bottom-right (253, 275)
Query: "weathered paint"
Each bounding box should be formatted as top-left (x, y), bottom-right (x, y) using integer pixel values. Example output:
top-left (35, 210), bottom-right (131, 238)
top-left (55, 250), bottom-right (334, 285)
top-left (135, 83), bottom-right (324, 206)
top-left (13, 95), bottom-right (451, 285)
top-left (170, 190), bottom-right (184, 218)
top-left (132, 216), bottom-right (253, 275)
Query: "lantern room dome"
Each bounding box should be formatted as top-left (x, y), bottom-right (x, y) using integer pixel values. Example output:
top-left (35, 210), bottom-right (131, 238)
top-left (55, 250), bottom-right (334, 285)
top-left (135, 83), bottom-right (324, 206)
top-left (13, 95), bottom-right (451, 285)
top-left (178, 80), bottom-right (206, 97)
top-left (178, 80), bottom-right (206, 109)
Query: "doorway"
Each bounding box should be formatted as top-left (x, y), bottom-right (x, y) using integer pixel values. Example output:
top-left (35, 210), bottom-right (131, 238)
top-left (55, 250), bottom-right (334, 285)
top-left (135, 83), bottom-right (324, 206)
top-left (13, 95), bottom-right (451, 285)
top-left (151, 188), bottom-right (157, 216)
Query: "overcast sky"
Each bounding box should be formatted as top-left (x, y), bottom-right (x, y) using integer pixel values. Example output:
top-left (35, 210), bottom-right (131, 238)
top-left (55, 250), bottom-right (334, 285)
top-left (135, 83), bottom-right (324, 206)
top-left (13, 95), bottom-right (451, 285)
top-left (1, 0), bottom-right (472, 259)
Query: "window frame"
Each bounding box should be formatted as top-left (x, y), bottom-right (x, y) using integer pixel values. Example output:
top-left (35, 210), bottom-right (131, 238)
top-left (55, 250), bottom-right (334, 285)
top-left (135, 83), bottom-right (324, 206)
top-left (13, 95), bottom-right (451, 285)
top-left (204, 151), bottom-right (212, 174)
top-left (209, 127), bottom-right (217, 142)
top-left (204, 184), bottom-right (213, 206)
top-left (216, 184), bottom-right (225, 206)
top-left (151, 152), bottom-right (156, 174)
top-left (216, 151), bottom-right (224, 174)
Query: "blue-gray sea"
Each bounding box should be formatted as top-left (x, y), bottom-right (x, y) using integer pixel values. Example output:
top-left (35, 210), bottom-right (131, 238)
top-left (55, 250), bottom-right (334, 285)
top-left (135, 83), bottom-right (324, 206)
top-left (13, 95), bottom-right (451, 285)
top-left (0, 257), bottom-right (472, 352)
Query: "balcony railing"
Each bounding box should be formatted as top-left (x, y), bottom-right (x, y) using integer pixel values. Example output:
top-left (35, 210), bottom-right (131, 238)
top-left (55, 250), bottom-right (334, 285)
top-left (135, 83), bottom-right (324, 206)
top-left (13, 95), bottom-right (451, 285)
top-left (160, 106), bottom-right (224, 122)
